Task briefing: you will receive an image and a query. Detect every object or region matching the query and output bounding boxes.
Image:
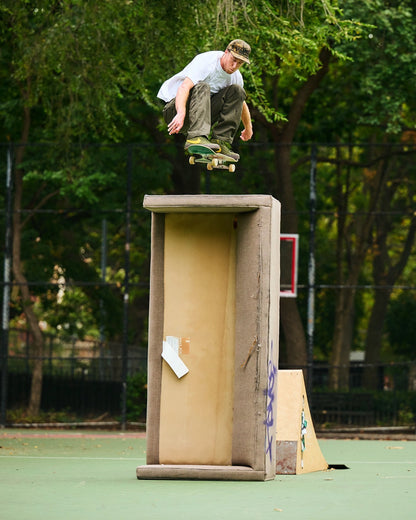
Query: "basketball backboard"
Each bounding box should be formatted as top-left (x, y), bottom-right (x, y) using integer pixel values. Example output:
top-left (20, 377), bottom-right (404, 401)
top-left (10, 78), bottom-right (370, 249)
top-left (280, 234), bottom-right (298, 298)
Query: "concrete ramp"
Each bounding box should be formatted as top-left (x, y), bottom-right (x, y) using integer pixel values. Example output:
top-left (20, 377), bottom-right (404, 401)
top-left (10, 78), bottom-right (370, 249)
top-left (276, 370), bottom-right (328, 474)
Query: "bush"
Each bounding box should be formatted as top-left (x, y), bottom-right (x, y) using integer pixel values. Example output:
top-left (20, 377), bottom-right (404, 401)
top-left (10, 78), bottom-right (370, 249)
top-left (6, 408), bottom-right (79, 424)
top-left (125, 371), bottom-right (147, 422)
top-left (373, 391), bottom-right (416, 426)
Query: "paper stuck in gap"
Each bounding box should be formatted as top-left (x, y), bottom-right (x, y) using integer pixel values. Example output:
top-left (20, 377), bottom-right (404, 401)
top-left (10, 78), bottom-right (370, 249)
top-left (162, 337), bottom-right (189, 378)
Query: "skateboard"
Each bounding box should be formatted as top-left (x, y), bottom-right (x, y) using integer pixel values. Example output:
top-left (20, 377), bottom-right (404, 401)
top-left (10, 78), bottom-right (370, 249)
top-left (186, 144), bottom-right (237, 173)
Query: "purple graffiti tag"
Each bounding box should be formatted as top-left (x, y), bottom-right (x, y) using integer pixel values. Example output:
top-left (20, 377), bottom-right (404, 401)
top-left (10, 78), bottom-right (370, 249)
top-left (264, 340), bottom-right (277, 463)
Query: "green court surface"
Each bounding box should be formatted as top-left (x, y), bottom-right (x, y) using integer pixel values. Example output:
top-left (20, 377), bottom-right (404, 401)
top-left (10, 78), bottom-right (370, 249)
top-left (1, 429), bottom-right (415, 520)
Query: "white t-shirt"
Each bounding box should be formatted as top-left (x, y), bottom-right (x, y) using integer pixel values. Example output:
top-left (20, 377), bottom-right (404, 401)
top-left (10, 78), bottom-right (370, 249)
top-left (157, 51), bottom-right (244, 102)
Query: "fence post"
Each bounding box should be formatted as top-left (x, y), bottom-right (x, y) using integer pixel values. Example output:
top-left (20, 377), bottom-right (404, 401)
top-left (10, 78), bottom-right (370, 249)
top-left (121, 144), bottom-right (133, 430)
top-left (99, 218), bottom-right (107, 380)
top-left (307, 144), bottom-right (317, 399)
top-left (1, 146), bottom-right (13, 427)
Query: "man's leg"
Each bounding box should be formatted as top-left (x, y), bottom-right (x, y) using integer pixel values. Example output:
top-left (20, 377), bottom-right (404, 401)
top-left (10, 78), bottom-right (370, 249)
top-left (163, 82), bottom-right (219, 151)
top-left (210, 85), bottom-right (246, 160)
top-left (211, 85), bottom-right (246, 143)
top-left (186, 82), bottom-right (211, 138)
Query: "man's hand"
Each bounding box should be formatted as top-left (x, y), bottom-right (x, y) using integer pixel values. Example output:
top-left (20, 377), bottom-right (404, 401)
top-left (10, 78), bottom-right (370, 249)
top-left (167, 77), bottom-right (194, 135)
top-left (240, 126), bottom-right (253, 141)
top-left (240, 101), bottom-right (253, 141)
top-left (168, 112), bottom-right (185, 135)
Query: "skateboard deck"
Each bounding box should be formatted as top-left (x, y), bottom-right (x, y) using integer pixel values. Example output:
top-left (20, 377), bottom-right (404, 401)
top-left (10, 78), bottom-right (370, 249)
top-left (186, 144), bottom-right (237, 173)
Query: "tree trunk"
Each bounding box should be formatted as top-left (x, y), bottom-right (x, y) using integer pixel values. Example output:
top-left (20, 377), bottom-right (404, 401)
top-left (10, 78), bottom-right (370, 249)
top-left (363, 288), bottom-right (391, 390)
top-left (329, 286), bottom-right (356, 390)
top-left (274, 143), bottom-right (307, 368)
top-left (171, 135), bottom-right (201, 194)
top-left (12, 105), bottom-right (45, 416)
top-left (328, 146), bottom-right (391, 390)
top-left (280, 298), bottom-right (307, 367)
top-left (408, 364), bottom-right (416, 392)
top-left (363, 203), bottom-right (416, 390)
top-left (260, 47), bottom-right (333, 371)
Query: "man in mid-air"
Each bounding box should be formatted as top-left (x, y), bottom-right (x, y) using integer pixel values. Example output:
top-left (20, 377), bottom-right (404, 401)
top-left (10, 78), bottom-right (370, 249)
top-left (158, 39), bottom-right (253, 161)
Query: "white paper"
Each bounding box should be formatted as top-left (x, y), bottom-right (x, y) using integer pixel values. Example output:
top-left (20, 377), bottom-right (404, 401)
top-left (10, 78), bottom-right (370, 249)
top-left (162, 340), bottom-right (189, 378)
top-left (166, 335), bottom-right (180, 354)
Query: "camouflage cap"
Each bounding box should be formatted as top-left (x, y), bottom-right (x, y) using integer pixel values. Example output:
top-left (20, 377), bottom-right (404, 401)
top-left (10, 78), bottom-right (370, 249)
top-left (227, 39), bottom-right (251, 64)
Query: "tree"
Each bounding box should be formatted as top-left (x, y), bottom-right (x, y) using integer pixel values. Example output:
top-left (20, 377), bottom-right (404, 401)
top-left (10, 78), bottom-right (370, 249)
top-left (1, 0), bottom-right (364, 413)
top-left (209, 1), bottom-right (364, 370)
top-left (386, 290), bottom-right (416, 392)
top-left (0, 0), bottom-right (162, 414)
top-left (327, 143), bottom-right (415, 389)
top-left (291, 0), bottom-right (416, 389)
top-left (339, 1), bottom-right (415, 389)
top-left (363, 150), bottom-right (416, 390)
top-left (386, 290), bottom-right (416, 360)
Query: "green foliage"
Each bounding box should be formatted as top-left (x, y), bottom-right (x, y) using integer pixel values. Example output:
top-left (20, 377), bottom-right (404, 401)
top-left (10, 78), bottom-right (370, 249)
top-left (3, 0), bottom-right (363, 136)
top-left (0, 0), bottom-right (415, 380)
top-left (1, 0), bottom-right (149, 141)
top-left (42, 285), bottom-right (98, 339)
top-left (6, 407), bottom-right (78, 424)
top-left (301, 0), bottom-right (416, 139)
top-left (314, 390), bottom-right (416, 427)
top-left (386, 291), bottom-right (416, 359)
top-left (373, 391), bottom-right (416, 426)
top-left (210, 1), bottom-right (365, 123)
top-left (125, 371), bottom-right (147, 422)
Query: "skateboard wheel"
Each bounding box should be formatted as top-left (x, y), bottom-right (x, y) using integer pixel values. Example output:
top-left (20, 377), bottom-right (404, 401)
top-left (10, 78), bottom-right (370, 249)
top-left (189, 156), bottom-right (195, 165)
top-left (207, 163), bottom-right (213, 171)
top-left (229, 164), bottom-right (236, 173)
top-left (212, 158), bottom-right (219, 167)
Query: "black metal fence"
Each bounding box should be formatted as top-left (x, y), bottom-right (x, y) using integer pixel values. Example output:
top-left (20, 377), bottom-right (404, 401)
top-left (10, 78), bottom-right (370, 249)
top-left (5, 331), bottom-right (416, 428)
top-left (6, 327), bottom-right (147, 420)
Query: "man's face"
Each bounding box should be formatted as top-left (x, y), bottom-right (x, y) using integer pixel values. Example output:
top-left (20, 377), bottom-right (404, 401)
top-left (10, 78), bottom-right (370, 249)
top-left (220, 50), bottom-right (245, 74)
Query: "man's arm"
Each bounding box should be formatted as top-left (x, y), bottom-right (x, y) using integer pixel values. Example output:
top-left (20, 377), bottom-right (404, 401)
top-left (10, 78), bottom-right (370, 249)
top-left (167, 77), bottom-right (195, 135)
top-left (240, 101), bottom-right (253, 141)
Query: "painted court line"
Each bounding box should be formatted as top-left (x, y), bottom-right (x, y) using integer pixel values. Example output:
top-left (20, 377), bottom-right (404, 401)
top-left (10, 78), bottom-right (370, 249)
top-left (1, 432), bottom-right (146, 439)
top-left (345, 461), bottom-right (416, 464)
top-left (2, 455), bottom-right (414, 464)
top-left (380, 475), bottom-right (416, 479)
top-left (1, 455), bottom-right (144, 461)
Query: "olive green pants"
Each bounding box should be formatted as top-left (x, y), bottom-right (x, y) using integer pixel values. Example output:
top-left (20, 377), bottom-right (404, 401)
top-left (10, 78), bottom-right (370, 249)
top-left (163, 82), bottom-right (246, 143)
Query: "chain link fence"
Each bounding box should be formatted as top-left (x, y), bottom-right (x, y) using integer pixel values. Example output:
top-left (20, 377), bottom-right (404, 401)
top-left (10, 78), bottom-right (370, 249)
top-left (1, 141), bottom-right (415, 428)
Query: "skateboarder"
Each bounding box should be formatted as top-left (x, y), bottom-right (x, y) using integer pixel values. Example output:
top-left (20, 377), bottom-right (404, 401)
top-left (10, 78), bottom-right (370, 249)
top-left (157, 39), bottom-right (253, 161)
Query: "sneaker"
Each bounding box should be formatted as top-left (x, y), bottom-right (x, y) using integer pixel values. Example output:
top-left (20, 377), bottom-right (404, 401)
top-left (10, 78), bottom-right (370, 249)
top-left (184, 136), bottom-right (220, 152)
top-left (211, 139), bottom-right (240, 161)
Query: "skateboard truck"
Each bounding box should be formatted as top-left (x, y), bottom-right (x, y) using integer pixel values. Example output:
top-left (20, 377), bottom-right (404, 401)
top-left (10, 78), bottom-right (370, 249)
top-left (187, 144), bottom-right (237, 173)
top-left (189, 155), bottom-right (236, 172)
